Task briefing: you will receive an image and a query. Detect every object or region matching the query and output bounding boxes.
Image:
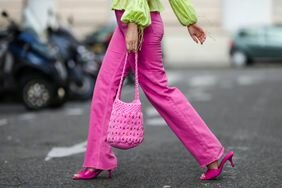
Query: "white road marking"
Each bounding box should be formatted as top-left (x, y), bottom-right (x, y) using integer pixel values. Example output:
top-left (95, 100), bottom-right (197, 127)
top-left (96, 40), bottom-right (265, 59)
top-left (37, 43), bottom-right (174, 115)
top-left (45, 141), bottom-right (87, 161)
top-left (146, 117), bottom-right (166, 126)
top-left (65, 108), bottom-right (84, 116)
top-left (0, 119), bottom-right (8, 126)
top-left (146, 107), bottom-right (167, 126)
top-left (163, 186), bottom-right (172, 188)
top-left (146, 107), bottom-right (159, 117)
top-left (187, 88), bottom-right (212, 102)
top-left (189, 75), bottom-right (218, 88)
top-left (190, 94), bottom-right (212, 102)
top-left (237, 76), bottom-right (260, 85)
top-left (167, 71), bottom-right (182, 85)
top-left (18, 113), bottom-right (36, 121)
top-left (219, 81), bottom-right (233, 89)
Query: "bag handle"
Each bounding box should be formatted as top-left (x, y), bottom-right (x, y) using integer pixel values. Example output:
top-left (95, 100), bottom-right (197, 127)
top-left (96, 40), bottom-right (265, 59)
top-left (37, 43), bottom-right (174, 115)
top-left (116, 52), bottom-right (140, 101)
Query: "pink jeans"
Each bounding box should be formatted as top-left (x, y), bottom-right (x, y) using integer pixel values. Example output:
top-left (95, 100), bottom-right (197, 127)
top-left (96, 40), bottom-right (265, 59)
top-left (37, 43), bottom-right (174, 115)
top-left (82, 10), bottom-right (224, 170)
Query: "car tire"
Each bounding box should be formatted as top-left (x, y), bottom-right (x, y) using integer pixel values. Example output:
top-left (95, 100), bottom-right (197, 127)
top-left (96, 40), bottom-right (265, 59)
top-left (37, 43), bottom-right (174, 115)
top-left (231, 50), bottom-right (252, 68)
top-left (21, 75), bottom-right (54, 110)
top-left (49, 87), bottom-right (67, 109)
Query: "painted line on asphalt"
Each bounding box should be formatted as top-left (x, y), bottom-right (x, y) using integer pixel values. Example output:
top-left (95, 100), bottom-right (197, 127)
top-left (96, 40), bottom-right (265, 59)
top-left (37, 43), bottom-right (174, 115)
top-left (189, 75), bottom-right (218, 88)
top-left (18, 113), bottom-right (36, 121)
top-left (0, 119), bottom-right (8, 127)
top-left (187, 88), bottom-right (213, 102)
top-left (146, 117), bottom-right (166, 126)
top-left (219, 81), bottom-right (234, 89)
top-left (167, 71), bottom-right (182, 85)
top-left (65, 108), bottom-right (84, 116)
top-left (237, 75), bottom-right (260, 86)
top-left (45, 141), bottom-right (87, 161)
top-left (163, 185), bottom-right (172, 188)
top-left (146, 107), bottom-right (160, 117)
top-left (146, 107), bottom-right (167, 126)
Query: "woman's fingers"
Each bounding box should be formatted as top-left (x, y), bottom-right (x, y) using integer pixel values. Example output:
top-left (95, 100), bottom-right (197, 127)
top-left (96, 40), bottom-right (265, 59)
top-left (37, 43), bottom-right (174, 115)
top-left (187, 24), bottom-right (207, 45)
top-left (191, 35), bottom-right (199, 44)
top-left (194, 31), bottom-right (206, 44)
top-left (200, 32), bottom-right (206, 44)
top-left (198, 34), bottom-right (205, 44)
top-left (127, 40), bottom-right (138, 52)
top-left (199, 30), bottom-right (206, 44)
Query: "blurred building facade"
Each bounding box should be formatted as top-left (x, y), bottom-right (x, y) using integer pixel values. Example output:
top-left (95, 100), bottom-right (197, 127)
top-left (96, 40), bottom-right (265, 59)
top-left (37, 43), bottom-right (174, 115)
top-left (1, 0), bottom-right (282, 67)
top-left (1, 0), bottom-right (282, 36)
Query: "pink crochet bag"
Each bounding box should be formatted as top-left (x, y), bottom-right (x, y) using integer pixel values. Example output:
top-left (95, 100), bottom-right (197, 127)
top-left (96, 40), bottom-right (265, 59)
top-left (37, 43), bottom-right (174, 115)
top-left (105, 52), bottom-right (144, 150)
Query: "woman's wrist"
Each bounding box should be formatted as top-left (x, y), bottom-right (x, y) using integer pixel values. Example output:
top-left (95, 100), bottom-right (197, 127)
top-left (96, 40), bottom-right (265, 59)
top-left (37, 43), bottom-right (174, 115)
top-left (186, 21), bottom-right (197, 28)
top-left (128, 22), bottom-right (138, 29)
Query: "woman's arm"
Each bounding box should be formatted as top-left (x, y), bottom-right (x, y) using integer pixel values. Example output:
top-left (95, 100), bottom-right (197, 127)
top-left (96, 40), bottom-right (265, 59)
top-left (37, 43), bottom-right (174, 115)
top-left (169, 0), bottom-right (197, 26)
top-left (126, 23), bottom-right (139, 52)
top-left (169, 0), bottom-right (206, 44)
top-left (120, 0), bottom-right (151, 52)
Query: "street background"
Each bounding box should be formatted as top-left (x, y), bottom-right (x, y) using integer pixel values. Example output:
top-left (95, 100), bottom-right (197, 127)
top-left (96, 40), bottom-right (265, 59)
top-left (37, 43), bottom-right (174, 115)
top-left (2, 0), bottom-right (282, 67)
top-left (1, 0), bottom-right (282, 188)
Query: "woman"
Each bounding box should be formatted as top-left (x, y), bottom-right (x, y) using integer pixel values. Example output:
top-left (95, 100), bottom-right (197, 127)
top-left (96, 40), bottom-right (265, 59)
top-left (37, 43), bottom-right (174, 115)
top-left (72, 0), bottom-right (235, 181)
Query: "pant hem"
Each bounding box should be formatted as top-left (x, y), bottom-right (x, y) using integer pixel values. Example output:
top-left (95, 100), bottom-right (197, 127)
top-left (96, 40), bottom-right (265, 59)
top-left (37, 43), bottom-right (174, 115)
top-left (82, 163), bottom-right (118, 171)
top-left (199, 146), bottom-right (225, 169)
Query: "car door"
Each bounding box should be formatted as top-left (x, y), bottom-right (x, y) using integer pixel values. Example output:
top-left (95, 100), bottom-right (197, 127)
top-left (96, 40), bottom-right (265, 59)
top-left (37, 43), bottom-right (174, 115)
top-left (239, 28), bottom-right (267, 58)
top-left (264, 26), bottom-right (282, 60)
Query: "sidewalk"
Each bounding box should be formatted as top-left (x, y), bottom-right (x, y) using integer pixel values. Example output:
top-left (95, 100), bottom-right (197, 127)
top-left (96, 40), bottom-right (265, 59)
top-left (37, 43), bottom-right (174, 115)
top-left (163, 32), bottom-right (231, 68)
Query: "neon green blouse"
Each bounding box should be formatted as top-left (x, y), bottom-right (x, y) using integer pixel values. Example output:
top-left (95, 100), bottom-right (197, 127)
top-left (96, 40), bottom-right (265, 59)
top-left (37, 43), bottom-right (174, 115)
top-left (112, 0), bottom-right (198, 29)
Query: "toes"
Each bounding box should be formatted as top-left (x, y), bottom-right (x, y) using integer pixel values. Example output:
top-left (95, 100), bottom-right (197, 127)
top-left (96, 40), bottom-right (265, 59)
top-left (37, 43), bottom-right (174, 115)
top-left (200, 173), bottom-right (205, 179)
top-left (88, 168), bottom-right (95, 172)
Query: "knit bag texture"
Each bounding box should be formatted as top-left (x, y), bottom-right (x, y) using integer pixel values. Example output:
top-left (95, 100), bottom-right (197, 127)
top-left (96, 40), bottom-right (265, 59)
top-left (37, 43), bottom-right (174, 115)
top-left (106, 52), bottom-right (144, 149)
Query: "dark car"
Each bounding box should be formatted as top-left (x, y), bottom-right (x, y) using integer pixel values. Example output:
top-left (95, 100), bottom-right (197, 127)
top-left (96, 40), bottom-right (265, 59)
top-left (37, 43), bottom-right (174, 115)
top-left (0, 11), bottom-right (67, 110)
top-left (229, 25), bottom-right (282, 67)
top-left (83, 24), bottom-right (115, 65)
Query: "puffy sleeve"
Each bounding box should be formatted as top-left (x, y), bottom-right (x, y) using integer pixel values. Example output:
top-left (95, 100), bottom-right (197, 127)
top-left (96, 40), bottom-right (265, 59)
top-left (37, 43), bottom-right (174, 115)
top-left (169, 0), bottom-right (198, 26)
top-left (121, 0), bottom-right (151, 29)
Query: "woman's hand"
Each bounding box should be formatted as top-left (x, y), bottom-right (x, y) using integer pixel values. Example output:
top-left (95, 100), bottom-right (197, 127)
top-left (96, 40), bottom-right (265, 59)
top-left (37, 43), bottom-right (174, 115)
top-left (126, 23), bottom-right (139, 52)
top-left (187, 24), bottom-right (206, 45)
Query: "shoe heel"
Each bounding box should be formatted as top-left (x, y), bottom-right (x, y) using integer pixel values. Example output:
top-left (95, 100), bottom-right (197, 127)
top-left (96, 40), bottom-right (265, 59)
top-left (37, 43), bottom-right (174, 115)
top-left (228, 156), bottom-right (235, 167)
top-left (108, 170), bottom-right (112, 178)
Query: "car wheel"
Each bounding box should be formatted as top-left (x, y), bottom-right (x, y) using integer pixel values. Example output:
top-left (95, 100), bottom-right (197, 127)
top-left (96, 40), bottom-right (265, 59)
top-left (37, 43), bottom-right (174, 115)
top-left (231, 50), bottom-right (252, 67)
top-left (49, 87), bottom-right (67, 109)
top-left (21, 75), bottom-right (54, 110)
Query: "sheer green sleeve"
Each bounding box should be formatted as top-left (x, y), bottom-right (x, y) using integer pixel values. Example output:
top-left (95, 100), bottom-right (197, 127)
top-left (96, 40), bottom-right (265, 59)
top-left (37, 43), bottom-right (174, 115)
top-left (169, 0), bottom-right (198, 26)
top-left (121, 0), bottom-right (151, 29)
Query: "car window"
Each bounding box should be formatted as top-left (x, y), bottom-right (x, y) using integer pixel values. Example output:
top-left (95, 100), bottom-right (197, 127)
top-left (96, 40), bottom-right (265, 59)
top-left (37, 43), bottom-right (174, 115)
top-left (239, 29), bottom-right (258, 37)
top-left (238, 28), bottom-right (266, 45)
top-left (239, 28), bottom-right (266, 40)
top-left (266, 27), bottom-right (282, 43)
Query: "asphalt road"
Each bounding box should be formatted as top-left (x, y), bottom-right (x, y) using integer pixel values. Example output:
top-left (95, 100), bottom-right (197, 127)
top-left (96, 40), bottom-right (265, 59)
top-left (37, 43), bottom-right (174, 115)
top-left (1, 67), bottom-right (282, 188)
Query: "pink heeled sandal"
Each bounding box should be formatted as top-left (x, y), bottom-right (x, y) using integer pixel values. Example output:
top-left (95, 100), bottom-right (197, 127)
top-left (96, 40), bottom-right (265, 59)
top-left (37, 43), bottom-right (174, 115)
top-left (200, 151), bottom-right (235, 180)
top-left (72, 167), bottom-right (113, 180)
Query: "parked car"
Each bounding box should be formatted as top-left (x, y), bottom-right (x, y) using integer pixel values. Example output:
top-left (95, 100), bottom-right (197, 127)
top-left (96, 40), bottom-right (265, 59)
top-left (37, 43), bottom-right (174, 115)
top-left (46, 13), bottom-right (99, 100)
top-left (0, 11), bottom-right (67, 110)
top-left (229, 25), bottom-right (282, 67)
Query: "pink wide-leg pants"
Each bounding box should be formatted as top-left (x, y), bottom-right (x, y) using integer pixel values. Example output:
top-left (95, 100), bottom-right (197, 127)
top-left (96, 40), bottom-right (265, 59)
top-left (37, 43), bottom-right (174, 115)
top-left (82, 10), bottom-right (224, 170)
